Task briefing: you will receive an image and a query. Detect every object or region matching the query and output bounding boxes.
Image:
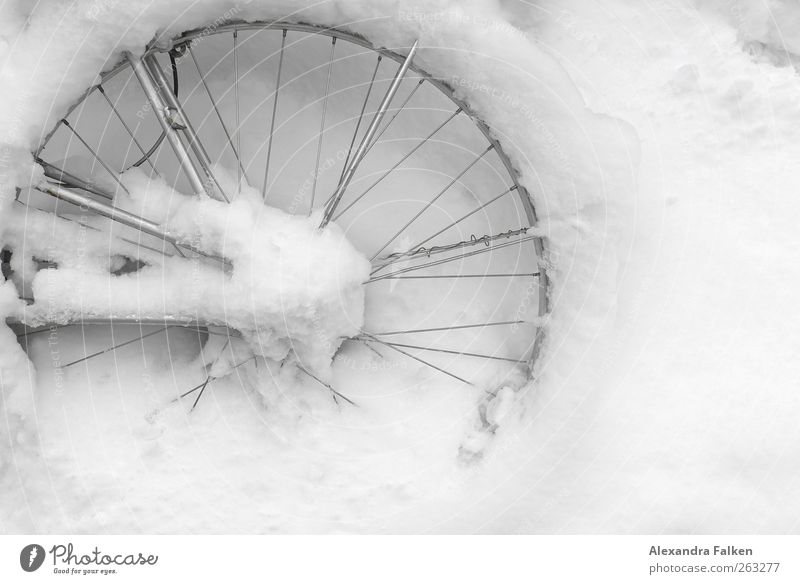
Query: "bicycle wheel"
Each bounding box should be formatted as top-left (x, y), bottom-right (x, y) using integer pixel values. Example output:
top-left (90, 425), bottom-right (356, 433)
top-left (8, 21), bottom-right (547, 442)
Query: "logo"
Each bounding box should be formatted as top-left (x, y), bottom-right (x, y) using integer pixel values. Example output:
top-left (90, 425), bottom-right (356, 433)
top-left (20, 544), bottom-right (46, 572)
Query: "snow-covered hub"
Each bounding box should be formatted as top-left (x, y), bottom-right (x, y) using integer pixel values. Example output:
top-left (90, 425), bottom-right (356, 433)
top-left (9, 167), bottom-right (370, 376)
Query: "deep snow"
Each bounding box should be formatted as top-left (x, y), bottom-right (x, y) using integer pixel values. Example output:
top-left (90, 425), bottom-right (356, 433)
top-left (1, 0), bottom-right (798, 533)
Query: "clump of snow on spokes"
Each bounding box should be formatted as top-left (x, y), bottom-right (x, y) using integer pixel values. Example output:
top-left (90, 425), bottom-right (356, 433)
top-left (21, 168), bottom-right (370, 377)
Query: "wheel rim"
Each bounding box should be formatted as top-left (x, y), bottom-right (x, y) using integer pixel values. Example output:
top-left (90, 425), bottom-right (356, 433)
top-left (11, 21), bottom-right (548, 402)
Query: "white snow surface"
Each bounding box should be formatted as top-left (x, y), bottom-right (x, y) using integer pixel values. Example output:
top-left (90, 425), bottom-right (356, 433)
top-left (0, 0), bottom-right (798, 533)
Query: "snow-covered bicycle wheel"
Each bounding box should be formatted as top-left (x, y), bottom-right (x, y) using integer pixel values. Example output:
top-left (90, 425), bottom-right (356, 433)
top-left (8, 21), bottom-right (547, 416)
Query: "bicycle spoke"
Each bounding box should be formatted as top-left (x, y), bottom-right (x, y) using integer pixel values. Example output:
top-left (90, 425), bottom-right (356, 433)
top-left (188, 44), bottom-right (250, 186)
top-left (97, 85), bottom-right (158, 173)
top-left (329, 107), bottom-right (460, 221)
top-left (190, 328), bottom-right (237, 338)
top-left (369, 145), bottom-right (494, 261)
top-left (320, 40), bottom-right (419, 228)
top-left (366, 235), bottom-right (538, 282)
top-left (310, 37), bottom-right (336, 215)
top-left (338, 55), bottom-right (382, 183)
top-left (14, 323), bottom-right (75, 338)
top-left (297, 364), bottom-right (356, 406)
top-left (63, 326), bottom-right (171, 368)
top-left (191, 355), bottom-right (255, 410)
top-left (356, 335), bottom-right (473, 385)
top-left (262, 29), bottom-right (286, 199)
top-left (367, 339), bottom-right (526, 364)
top-left (410, 185), bottom-right (517, 251)
top-left (186, 338), bottom-right (230, 408)
top-left (362, 78), bottom-right (424, 156)
top-left (179, 379), bottom-right (209, 400)
top-left (147, 56), bottom-right (231, 202)
top-left (61, 119), bottom-right (130, 195)
top-left (373, 226), bottom-right (530, 273)
top-left (233, 30), bottom-right (243, 193)
top-left (69, 322), bottom-right (230, 335)
top-left (190, 377), bottom-right (212, 410)
top-left (368, 321), bottom-right (529, 336)
top-left (373, 272), bottom-right (539, 280)
top-left (36, 158), bottom-right (114, 200)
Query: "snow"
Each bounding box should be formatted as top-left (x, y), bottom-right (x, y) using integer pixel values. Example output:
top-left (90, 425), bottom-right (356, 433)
top-left (1, 0), bottom-right (798, 533)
